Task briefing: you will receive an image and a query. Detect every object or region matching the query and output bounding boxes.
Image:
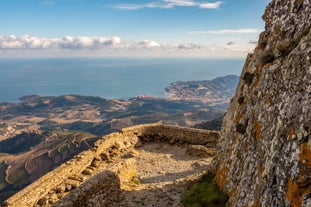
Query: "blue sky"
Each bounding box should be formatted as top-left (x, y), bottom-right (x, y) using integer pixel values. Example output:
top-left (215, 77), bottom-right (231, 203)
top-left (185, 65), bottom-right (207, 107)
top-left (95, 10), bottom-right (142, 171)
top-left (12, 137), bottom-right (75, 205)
top-left (0, 0), bottom-right (270, 57)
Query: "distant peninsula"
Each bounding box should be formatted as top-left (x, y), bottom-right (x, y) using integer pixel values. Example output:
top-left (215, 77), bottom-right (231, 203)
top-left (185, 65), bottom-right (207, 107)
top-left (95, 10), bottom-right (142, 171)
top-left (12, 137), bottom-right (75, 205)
top-left (165, 75), bottom-right (239, 105)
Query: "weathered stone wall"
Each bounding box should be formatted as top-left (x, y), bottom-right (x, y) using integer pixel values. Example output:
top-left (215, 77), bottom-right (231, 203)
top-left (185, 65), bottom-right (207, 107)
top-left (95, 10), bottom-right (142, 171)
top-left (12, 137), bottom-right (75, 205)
top-left (53, 158), bottom-right (137, 207)
top-left (3, 123), bottom-right (219, 207)
top-left (215, 0), bottom-right (311, 206)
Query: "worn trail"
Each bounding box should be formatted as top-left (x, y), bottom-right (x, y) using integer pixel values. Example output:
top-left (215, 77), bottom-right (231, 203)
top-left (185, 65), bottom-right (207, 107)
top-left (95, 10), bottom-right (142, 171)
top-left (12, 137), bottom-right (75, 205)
top-left (108, 142), bottom-right (212, 207)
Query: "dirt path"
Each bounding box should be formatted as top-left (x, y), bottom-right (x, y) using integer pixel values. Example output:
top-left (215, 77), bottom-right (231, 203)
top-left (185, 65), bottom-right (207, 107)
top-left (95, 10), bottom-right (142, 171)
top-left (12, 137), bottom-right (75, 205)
top-left (109, 142), bottom-right (213, 207)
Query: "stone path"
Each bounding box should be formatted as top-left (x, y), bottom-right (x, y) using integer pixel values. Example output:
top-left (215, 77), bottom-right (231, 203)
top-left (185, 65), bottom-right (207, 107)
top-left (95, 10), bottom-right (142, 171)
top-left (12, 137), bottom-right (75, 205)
top-left (108, 142), bottom-right (213, 207)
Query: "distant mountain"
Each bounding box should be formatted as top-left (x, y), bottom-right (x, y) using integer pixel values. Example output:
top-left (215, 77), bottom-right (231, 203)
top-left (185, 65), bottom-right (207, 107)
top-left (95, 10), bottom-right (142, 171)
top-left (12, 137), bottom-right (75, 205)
top-left (165, 75), bottom-right (239, 108)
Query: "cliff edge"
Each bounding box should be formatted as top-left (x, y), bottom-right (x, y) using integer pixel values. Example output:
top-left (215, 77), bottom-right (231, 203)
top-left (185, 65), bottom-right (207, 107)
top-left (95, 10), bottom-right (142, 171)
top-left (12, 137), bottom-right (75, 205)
top-left (215, 0), bottom-right (311, 206)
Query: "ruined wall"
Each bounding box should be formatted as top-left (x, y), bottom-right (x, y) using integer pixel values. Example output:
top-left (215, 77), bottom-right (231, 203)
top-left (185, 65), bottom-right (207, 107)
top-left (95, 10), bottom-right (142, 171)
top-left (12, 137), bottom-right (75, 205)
top-left (3, 123), bottom-right (219, 207)
top-left (53, 158), bottom-right (137, 207)
top-left (215, 0), bottom-right (311, 206)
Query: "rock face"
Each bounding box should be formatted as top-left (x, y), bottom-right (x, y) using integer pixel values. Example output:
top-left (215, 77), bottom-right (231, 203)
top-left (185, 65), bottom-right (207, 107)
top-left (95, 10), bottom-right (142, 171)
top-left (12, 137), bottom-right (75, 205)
top-left (215, 0), bottom-right (311, 206)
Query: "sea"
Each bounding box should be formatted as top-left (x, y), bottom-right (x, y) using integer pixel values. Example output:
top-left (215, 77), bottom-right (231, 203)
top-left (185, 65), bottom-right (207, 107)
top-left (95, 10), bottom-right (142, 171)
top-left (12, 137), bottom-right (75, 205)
top-left (0, 58), bottom-right (245, 103)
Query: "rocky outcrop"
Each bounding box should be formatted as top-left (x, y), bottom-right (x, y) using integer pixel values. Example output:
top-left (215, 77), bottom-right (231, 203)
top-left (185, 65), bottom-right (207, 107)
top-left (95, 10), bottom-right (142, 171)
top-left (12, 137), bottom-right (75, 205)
top-left (2, 123), bottom-right (219, 207)
top-left (215, 0), bottom-right (311, 206)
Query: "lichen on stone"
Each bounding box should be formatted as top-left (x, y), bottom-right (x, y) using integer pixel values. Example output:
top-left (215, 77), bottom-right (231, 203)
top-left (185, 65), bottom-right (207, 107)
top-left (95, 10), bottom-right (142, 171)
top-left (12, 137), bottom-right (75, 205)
top-left (214, 0), bottom-right (311, 206)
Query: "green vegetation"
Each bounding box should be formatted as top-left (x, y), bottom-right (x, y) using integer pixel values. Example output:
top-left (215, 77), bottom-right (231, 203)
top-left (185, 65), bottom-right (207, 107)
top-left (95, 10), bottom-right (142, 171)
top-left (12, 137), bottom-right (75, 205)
top-left (276, 25), bottom-right (311, 58)
top-left (181, 173), bottom-right (228, 207)
top-left (261, 51), bottom-right (275, 65)
top-left (0, 132), bottom-right (45, 154)
top-left (297, 25), bottom-right (311, 42)
top-left (7, 166), bottom-right (28, 185)
top-left (242, 72), bottom-right (254, 85)
top-left (236, 123), bottom-right (247, 134)
top-left (194, 117), bottom-right (223, 131)
top-left (238, 96), bottom-right (244, 105)
top-left (131, 176), bottom-right (141, 186)
top-left (0, 162), bottom-right (9, 191)
top-left (276, 40), bottom-right (293, 57)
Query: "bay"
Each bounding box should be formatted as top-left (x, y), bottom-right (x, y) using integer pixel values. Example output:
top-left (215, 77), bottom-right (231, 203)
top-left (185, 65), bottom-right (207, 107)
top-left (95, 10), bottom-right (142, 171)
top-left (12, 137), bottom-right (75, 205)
top-left (0, 58), bottom-right (244, 103)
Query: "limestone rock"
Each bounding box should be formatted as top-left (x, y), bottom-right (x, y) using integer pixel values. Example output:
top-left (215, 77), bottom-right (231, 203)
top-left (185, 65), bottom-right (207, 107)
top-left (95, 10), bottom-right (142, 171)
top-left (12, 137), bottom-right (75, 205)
top-left (214, 0), bottom-right (311, 206)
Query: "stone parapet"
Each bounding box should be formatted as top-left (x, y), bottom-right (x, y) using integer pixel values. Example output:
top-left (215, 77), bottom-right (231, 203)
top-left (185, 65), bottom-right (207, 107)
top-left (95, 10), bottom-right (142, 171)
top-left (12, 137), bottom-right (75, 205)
top-left (3, 123), bottom-right (219, 207)
top-left (53, 158), bottom-right (137, 207)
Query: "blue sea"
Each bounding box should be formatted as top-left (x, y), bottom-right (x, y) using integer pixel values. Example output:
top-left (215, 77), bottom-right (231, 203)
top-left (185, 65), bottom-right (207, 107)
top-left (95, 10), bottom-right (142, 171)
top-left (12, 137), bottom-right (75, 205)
top-left (0, 58), bottom-right (244, 103)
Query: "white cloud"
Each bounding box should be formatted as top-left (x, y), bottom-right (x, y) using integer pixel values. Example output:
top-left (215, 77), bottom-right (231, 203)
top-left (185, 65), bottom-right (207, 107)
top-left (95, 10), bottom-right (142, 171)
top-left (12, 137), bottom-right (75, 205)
top-left (137, 39), bottom-right (161, 48)
top-left (176, 42), bottom-right (203, 49)
top-left (249, 40), bottom-right (258, 44)
top-left (113, 0), bottom-right (223, 10)
top-left (0, 35), bottom-right (258, 58)
top-left (0, 35), bottom-right (122, 50)
top-left (191, 28), bottom-right (261, 34)
top-left (164, 0), bottom-right (196, 7)
top-left (112, 4), bottom-right (144, 10)
top-left (1, 40), bottom-right (24, 49)
top-left (199, 1), bottom-right (222, 9)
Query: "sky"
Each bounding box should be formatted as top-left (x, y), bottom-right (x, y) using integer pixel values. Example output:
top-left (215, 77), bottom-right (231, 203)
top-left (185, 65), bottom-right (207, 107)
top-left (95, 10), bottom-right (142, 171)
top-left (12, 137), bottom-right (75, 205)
top-left (0, 0), bottom-right (271, 58)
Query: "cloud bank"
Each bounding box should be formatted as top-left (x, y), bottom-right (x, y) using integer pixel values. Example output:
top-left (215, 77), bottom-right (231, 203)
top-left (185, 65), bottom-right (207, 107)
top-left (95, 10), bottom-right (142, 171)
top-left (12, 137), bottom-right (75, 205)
top-left (190, 28), bottom-right (261, 34)
top-left (113, 0), bottom-right (223, 10)
top-left (0, 35), bottom-right (257, 58)
top-left (0, 35), bottom-right (122, 50)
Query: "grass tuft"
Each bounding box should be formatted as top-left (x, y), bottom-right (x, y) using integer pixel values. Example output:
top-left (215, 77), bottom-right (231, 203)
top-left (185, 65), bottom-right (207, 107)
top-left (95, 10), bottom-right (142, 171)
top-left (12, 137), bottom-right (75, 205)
top-left (261, 51), bottom-right (275, 65)
top-left (181, 173), bottom-right (228, 207)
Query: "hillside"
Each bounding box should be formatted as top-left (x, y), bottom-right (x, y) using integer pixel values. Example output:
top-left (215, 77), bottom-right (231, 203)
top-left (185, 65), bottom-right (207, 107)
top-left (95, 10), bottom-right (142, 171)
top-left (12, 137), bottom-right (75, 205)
top-left (0, 131), bottom-right (97, 202)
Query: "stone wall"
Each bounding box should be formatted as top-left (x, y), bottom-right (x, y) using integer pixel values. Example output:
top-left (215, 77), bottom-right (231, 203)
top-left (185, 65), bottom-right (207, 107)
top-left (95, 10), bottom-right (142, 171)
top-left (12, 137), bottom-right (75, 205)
top-left (3, 123), bottom-right (219, 207)
top-left (53, 158), bottom-right (137, 207)
top-left (215, 0), bottom-right (311, 206)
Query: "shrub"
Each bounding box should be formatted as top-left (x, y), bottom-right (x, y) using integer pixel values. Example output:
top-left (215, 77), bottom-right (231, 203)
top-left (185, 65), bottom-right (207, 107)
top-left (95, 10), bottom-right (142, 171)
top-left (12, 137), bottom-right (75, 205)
top-left (242, 72), bottom-right (254, 85)
top-left (236, 123), bottom-right (246, 134)
top-left (300, 25), bottom-right (311, 39)
top-left (181, 173), bottom-right (228, 207)
top-left (257, 33), bottom-right (267, 50)
top-left (261, 51), bottom-right (275, 65)
top-left (277, 25), bottom-right (311, 57)
top-left (276, 40), bottom-right (293, 57)
top-left (131, 176), bottom-right (141, 186)
top-left (238, 96), bottom-right (244, 105)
